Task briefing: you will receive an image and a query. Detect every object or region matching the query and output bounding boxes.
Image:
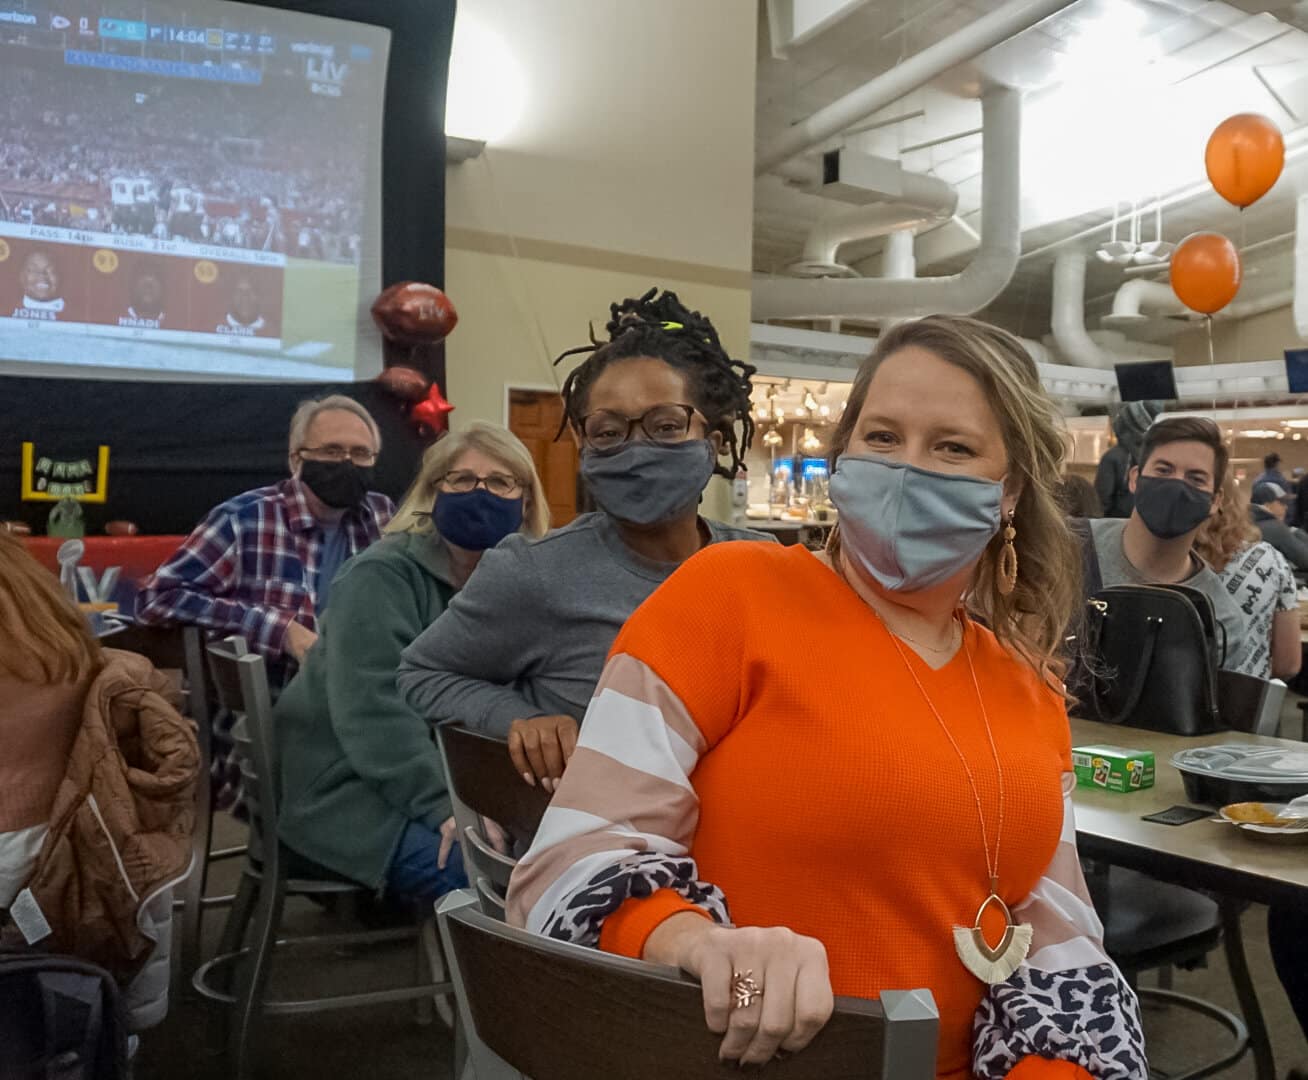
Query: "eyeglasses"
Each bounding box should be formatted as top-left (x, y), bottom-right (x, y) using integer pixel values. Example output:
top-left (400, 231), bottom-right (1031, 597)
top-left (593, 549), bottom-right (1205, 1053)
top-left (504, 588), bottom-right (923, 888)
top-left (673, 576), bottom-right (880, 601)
top-left (298, 445), bottom-right (378, 466)
top-left (580, 404), bottom-right (703, 452)
top-left (440, 470), bottom-right (523, 498)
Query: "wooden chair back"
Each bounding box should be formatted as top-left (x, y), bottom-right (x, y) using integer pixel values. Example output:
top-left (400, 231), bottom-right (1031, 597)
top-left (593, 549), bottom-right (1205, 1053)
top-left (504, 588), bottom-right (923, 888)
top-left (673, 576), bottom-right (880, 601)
top-left (437, 725), bottom-right (552, 916)
top-left (436, 892), bottom-right (938, 1080)
top-left (437, 723), bottom-right (551, 851)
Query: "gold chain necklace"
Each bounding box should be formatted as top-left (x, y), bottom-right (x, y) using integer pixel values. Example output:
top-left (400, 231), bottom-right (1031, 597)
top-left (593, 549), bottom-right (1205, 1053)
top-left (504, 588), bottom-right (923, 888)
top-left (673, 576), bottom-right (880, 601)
top-left (828, 553), bottom-right (959, 653)
top-left (887, 618), bottom-right (960, 653)
top-left (876, 611), bottom-right (1033, 985)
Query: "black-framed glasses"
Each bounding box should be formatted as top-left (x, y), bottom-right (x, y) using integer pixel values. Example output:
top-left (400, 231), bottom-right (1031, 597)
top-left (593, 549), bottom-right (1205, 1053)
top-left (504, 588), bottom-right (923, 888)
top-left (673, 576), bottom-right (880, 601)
top-left (298, 445), bottom-right (378, 466)
top-left (580, 403), bottom-right (703, 452)
top-left (440, 470), bottom-right (523, 498)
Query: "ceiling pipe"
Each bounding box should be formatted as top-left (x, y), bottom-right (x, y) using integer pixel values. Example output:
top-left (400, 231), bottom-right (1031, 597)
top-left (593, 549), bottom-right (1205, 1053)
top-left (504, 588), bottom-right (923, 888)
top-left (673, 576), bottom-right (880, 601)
top-left (754, 0), bottom-right (1077, 176)
top-left (1052, 251), bottom-right (1114, 370)
top-left (1219, 288), bottom-right (1293, 320)
top-left (1101, 279), bottom-right (1188, 328)
top-left (1053, 252), bottom-right (1178, 368)
top-left (771, 154), bottom-right (958, 208)
top-left (790, 181), bottom-right (955, 276)
top-left (753, 87), bottom-right (1021, 320)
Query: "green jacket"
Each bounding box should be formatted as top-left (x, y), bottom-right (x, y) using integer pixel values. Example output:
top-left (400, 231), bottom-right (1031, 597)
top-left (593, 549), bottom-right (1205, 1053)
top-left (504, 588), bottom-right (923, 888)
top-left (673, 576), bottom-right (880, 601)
top-left (275, 531), bottom-right (456, 890)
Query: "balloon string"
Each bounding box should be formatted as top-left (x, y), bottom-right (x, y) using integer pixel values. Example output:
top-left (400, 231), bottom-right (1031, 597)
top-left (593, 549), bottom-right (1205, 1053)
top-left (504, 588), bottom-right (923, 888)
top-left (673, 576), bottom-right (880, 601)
top-left (1206, 314), bottom-right (1217, 418)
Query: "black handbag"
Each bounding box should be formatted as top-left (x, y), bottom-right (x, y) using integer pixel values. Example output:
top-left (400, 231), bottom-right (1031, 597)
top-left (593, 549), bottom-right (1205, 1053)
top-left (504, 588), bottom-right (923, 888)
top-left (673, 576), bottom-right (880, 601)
top-left (1067, 519), bottom-right (1224, 736)
top-left (1069, 584), bottom-right (1223, 734)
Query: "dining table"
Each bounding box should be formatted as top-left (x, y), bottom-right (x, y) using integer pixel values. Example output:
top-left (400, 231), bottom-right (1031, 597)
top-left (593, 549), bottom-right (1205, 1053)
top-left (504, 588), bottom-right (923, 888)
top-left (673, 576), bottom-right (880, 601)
top-left (1070, 717), bottom-right (1308, 1080)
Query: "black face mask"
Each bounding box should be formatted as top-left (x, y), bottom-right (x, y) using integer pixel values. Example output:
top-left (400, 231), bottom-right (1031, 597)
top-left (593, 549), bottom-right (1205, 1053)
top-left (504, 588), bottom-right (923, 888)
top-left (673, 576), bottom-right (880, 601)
top-left (1134, 475), bottom-right (1213, 539)
top-left (299, 459), bottom-right (374, 510)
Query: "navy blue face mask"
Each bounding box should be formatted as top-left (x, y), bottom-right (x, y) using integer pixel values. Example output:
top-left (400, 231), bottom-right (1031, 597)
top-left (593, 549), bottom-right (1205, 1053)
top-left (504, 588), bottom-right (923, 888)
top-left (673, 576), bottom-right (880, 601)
top-left (433, 489), bottom-right (524, 551)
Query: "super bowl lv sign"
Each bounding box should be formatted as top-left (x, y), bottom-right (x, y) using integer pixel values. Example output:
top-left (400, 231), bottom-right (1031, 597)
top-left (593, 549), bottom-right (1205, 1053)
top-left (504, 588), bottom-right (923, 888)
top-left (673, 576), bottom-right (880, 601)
top-left (21, 442), bottom-right (110, 502)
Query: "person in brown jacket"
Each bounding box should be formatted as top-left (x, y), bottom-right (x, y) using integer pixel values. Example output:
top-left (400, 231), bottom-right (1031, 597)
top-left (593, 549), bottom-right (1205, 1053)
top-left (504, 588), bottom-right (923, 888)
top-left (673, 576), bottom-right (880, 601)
top-left (0, 532), bottom-right (97, 909)
top-left (0, 533), bottom-right (198, 1031)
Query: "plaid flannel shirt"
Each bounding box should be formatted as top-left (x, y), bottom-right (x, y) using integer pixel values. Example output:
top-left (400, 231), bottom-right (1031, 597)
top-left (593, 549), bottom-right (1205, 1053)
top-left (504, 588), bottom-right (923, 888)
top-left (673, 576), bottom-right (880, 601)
top-left (136, 477), bottom-right (394, 674)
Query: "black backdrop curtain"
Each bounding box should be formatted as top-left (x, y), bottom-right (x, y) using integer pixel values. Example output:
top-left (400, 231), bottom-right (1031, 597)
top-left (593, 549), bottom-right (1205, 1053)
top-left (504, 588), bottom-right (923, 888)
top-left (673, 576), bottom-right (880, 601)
top-left (0, 376), bottom-right (426, 533)
top-left (0, 0), bottom-right (456, 535)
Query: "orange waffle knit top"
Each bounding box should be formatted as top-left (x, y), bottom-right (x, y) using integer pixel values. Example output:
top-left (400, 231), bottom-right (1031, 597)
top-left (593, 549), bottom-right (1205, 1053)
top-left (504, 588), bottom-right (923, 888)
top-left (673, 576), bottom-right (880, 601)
top-left (507, 543), bottom-right (1137, 1079)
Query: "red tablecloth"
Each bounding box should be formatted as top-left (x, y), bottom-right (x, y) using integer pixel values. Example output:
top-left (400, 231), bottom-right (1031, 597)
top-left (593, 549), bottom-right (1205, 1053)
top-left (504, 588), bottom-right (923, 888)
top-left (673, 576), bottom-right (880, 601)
top-left (24, 536), bottom-right (187, 620)
top-left (23, 535), bottom-right (186, 581)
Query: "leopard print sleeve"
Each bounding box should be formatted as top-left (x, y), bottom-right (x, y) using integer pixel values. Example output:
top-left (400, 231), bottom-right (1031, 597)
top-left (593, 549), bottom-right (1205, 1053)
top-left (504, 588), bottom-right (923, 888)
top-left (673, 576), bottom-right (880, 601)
top-left (971, 774), bottom-right (1147, 1080)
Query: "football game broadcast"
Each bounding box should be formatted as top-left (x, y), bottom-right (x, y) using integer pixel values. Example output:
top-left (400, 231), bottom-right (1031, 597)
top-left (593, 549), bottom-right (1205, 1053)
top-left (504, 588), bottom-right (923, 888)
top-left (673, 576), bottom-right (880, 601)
top-left (0, 0), bottom-right (389, 379)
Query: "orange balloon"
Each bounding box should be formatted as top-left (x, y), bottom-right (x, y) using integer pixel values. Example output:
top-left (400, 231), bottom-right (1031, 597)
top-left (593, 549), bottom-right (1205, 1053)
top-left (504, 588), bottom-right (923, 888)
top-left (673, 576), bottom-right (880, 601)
top-left (1170, 232), bottom-right (1242, 315)
top-left (1205, 113), bottom-right (1284, 208)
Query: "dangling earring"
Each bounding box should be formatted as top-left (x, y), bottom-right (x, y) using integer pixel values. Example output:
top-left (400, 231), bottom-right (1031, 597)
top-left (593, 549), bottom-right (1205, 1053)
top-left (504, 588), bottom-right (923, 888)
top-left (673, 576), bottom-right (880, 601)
top-left (998, 511), bottom-right (1018, 596)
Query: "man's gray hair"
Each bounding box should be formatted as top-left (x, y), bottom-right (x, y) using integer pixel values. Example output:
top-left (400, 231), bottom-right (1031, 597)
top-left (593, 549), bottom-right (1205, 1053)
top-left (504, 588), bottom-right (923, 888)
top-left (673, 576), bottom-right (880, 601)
top-left (287, 394), bottom-right (382, 461)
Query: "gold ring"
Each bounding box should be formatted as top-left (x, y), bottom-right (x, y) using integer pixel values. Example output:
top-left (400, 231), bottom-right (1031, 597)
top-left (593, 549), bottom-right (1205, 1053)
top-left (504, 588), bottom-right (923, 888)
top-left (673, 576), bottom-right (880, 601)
top-left (731, 970), bottom-right (762, 1009)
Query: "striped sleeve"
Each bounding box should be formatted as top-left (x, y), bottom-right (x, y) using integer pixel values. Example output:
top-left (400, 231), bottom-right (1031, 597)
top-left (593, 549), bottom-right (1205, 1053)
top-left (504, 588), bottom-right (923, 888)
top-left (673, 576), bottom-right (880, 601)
top-left (505, 651), bottom-right (731, 952)
top-left (972, 773), bottom-right (1147, 1080)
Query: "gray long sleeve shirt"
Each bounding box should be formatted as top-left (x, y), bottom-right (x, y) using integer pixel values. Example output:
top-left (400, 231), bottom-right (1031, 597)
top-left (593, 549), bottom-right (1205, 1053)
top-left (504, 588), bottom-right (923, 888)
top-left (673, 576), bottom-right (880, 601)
top-left (396, 512), bottom-right (773, 735)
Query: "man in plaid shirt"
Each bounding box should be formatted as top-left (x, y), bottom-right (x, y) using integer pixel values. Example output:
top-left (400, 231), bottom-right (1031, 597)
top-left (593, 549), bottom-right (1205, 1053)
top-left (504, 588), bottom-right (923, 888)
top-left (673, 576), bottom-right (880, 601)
top-left (137, 395), bottom-right (394, 809)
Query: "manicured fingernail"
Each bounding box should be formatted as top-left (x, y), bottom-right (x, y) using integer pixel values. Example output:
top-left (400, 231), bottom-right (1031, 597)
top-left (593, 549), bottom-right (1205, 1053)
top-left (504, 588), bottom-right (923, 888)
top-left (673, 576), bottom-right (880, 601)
top-left (523, 772), bottom-right (535, 786)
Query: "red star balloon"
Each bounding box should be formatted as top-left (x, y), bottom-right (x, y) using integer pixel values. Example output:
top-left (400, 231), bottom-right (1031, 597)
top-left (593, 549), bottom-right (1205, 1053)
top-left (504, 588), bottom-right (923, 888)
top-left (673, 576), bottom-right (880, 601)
top-left (411, 382), bottom-right (454, 436)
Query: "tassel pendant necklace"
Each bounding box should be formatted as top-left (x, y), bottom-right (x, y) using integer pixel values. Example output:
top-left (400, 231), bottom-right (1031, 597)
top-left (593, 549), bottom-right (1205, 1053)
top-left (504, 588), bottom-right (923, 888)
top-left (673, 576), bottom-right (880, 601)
top-left (878, 611), bottom-right (1032, 985)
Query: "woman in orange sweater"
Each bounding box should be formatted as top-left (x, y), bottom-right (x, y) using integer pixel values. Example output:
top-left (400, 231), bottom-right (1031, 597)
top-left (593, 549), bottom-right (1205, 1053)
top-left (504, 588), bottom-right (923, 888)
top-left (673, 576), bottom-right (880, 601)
top-left (507, 315), bottom-right (1144, 1079)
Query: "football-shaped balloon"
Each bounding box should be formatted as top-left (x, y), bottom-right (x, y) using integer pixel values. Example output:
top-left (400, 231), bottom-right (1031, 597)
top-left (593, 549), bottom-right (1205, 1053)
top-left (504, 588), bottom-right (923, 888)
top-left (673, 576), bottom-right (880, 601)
top-left (105, 520), bottom-right (139, 537)
top-left (1, 520), bottom-right (32, 536)
top-left (376, 365), bottom-right (429, 401)
top-left (371, 282), bottom-right (459, 346)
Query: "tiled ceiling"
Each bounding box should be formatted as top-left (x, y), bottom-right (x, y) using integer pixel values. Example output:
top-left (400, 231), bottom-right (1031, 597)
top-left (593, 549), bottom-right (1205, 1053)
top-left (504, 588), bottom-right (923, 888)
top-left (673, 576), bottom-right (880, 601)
top-left (754, 0), bottom-right (1308, 340)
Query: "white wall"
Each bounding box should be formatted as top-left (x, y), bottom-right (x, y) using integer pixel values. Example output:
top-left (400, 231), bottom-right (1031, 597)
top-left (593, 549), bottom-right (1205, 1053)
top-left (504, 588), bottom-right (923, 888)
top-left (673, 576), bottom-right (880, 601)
top-left (1172, 303), bottom-right (1303, 366)
top-left (442, 0), bottom-right (759, 517)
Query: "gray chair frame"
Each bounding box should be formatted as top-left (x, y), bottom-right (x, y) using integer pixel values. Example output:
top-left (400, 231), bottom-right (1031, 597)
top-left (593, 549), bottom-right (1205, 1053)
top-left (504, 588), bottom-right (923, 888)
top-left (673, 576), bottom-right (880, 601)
top-left (192, 636), bottom-right (453, 1080)
top-left (437, 890), bottom-right (938, 1080)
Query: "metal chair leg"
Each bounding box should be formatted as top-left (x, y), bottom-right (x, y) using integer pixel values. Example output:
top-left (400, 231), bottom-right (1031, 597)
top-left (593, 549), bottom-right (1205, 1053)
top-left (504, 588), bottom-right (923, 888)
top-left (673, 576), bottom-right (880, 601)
top-left (179, 762), bottom-right (214, 987)
top-left (213, 873), bottom-right (259, 988)
top-left (229, 870), bottom-right (287, 1080)
top-left (413, 927), bottom-right (434, 1026)
top-left (1221, 897), bottom-right (1276, 1080)
top-left (419, 915), bottom-right (454, 1028)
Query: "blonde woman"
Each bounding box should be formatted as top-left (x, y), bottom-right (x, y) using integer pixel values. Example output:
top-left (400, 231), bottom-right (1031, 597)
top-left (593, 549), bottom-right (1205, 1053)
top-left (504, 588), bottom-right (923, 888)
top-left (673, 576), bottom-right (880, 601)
top-left (506, 316), bottom-right (1143, 1079)
top-left (276, 422), bottom-right (548, 904)
top-left (1196, 476), bottom-right (1301, 681)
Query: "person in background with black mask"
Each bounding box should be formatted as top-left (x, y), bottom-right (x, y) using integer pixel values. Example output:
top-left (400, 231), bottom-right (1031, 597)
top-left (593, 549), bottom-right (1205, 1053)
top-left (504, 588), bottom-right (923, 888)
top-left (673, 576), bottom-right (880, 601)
top-left (275, 423), bottom-right (548, 907)
top-left (398, 289), bottom-right (771, 790)
top-left (137, 394), bottom-right (392, 686)
top-left (1082, 416), bottom-right (1249, 669)
top-left (1094, 401), bottom-right (1157, 518)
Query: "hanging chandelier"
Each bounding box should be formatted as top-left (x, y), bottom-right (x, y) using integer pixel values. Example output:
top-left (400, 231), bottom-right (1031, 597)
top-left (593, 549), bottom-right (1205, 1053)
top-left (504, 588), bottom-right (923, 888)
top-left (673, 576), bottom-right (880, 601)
top-left (1095, 199), bottom-right (1173, 267)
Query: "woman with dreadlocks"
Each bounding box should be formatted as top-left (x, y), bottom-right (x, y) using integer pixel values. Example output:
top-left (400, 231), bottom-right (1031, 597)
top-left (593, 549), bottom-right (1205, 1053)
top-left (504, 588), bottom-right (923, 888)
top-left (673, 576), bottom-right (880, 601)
top-left (397, 288), bottom-right (771, 789)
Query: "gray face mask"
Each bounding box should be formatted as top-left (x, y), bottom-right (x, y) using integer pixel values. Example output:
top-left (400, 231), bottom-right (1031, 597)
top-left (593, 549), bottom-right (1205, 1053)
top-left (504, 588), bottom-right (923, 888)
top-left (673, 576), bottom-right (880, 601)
top-left (581, 439), bottom-right (716, 526)
top-left (829, 455), bottom-right (1004, 592)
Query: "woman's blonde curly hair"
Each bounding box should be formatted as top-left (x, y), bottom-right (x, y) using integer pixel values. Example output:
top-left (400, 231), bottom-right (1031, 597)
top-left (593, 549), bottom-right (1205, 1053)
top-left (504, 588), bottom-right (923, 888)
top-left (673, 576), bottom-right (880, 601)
top-left (1194, 469), bottom-right (1258, 572)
